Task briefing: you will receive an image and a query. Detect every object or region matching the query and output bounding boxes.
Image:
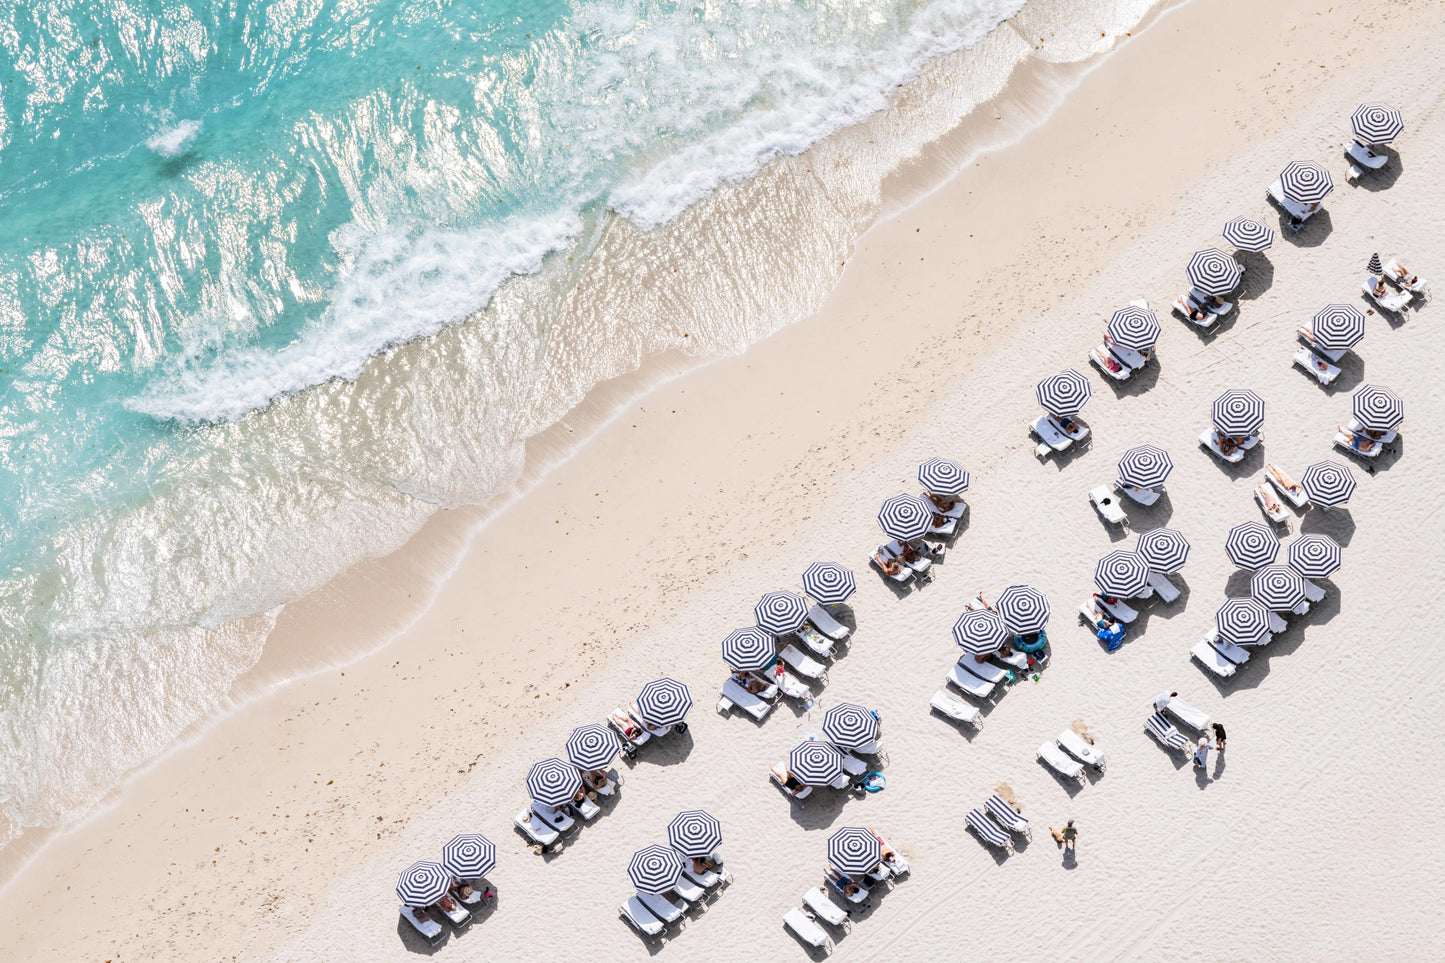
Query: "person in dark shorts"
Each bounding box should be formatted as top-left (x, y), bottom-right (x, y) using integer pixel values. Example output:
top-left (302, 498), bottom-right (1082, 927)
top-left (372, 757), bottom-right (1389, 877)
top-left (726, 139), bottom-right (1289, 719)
top-left (1212, 722), bottom-right (1227, 752)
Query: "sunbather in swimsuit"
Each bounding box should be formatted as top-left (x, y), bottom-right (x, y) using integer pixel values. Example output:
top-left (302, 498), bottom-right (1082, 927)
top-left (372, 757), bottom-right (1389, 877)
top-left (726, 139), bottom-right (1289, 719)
top-left (924, 492), bottom-right (956, 512)
top-left (1339, 427), bottom-right (1377, 452)
top-left (731, 671), bottom-right (768, 695)
top-left (583, 768), bottom-right (610, 790)
top-left (1217, 434), bottom-right (1239, 456)
top-left (1373, 278), bottom-right (1389, 298)
top-left (873, 551), bottom-right (904, 576)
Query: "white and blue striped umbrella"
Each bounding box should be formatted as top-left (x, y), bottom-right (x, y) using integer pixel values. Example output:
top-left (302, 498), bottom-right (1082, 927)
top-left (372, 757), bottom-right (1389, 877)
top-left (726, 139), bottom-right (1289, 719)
top-left (1251, 565), bottom-right (1306, 612)
top-left (1222, 217), bottom-right (1275, 252)
top-left (628, 844), bottom-right (684, 895)
top-left (801, 561), bottom-right (856, 604)
top-left (1216, 597), bottom-right (1272, 646)
top-left (721, 626), bottom-right (777, 672)
top-left (1300, 461), bottom-right (1356, 508)
top-left (952, 608), bottom-right (1007, 656)
top-left (754, 590), bottom-right (809, 634)
top-left (918, 456), bottom-right (971, 496)
top-left (1136, 528), bottom-right (1190, 573)
top-left (826, 826), bottom-right (882, 875)
top-left (565, 724), bottom-right (620, 771)
top-left (1311, 304), bottom-right (1366, 351)
top-left (1094, 550), bottom-right (1150, 597)
top-left (1287, 533), bottom-right (1342, 579)
top-left (1035, 369), bottom-right (1092, 417)
top-left (667, 810), bottom-right (723, 858)
top-left (822, 703), bottom-right (879, 752)
top-left (995, 584), bottom-right (1050, 634)
top-left (1117, 444), bottom-right (1173, 489)
top-left (1106, 305), bottom-right (1162, 351)
top-left (1212, 389), bottom-right (1266, 436)
top-left (1186, 248), bottom-right (1243, 296)
top-left (1352, 103), bottom-right (1403, 145)
top-left (526, 757), bottom-right (582, 807)
top-left (789, 739), bottom-right (844, 787)
top-left (1351, 384), bottom-right (1404, 431)
top-left (1225, 521), bottom-right (1279, 570)
top-left (1279, 161), bottom-right (1333, 204)
top-left (877, 493), bottom-right (933, 540)
top-left (441, 834), bottom-right (496, 880)
top-left (397, 860), bottom-right (451, 905)
top-left (635, 678), bottom-right (693, 727)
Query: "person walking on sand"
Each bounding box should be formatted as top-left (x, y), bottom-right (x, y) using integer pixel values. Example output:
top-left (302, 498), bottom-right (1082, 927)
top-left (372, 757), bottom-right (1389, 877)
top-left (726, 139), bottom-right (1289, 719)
top-left (1212, 722), bottom-right (1227, 752)
top-left (1049, 819), bottom-right (1077, 853)
top-left (1192, 737), bottom-right (1214, 769)
top-left (1154, 691), bottom-right (1177, 714)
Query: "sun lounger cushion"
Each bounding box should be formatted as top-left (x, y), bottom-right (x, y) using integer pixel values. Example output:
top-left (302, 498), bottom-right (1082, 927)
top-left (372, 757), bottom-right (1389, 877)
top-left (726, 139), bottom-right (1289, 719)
top-left (1192, 639), bottom-right (1236, 676)
top-left (947, 663), bottom-right (996, 700)
top-left (638, 891), bottom-right (685, 923)
top-left (621, 896), bottom-right (666, 938)
top-left (985, 794), bottom-right (1029, 835)
top-left (515, 808), bottom-right (560, 846)
top-left (956, 655), bottom-right (1008, 685)
top-left (1200, 429), bottom-right (1245, 463)
top-left (1117, 480), bottom-right (1160, 506)
top-left (1164, 697), bottom-right (1210, 731)
top-left (1346, 140), bottom-right (1389, 169)
top-left (930, 690), bottom-right (982, 726)
top-left (1090, 486), bottom-right (1127, 524)
top-left (1057, 728), bottom-right (1105, 770)
top-left (1146, 570), bottom-right (1181, 603)
top-left (401, 906), bottom-right (445, 943)
top-left (672, 876), bottom-right (707, 904)
top-left (1303, 579), bottom-right (1326, 602)
top-left (1334, 431), bottom-right (1382, 458)
top-left (1364, 278), bottom-right (1411, 312)
top-left (784, 908), bottom-right (830, 949)
top-left (1038, 740), bottom-right (1084, 779)
top-left (778, 644), bottom-right (826, 679)
top-left (1097, 596), bottom-right (1138, 622)
top-left (966, 809), bottom-right (1013, 851)
top-left (1293, 347), bottom-right (1340, 385)
top-left (802, 887), bottom-right (849, 927)
top-left (1032, 415), bottom-right (1072, 451)
top-left (807, 604), bottom-right (850, 640)
top-left (1146, 712), bottom-right (1191, 751)
top-left (1109, 339), bottom-right (1149, 369)
top-left (574, 795), bottom-right (601, 820)
top-left (1211, 636), bottom-right (1251, 664)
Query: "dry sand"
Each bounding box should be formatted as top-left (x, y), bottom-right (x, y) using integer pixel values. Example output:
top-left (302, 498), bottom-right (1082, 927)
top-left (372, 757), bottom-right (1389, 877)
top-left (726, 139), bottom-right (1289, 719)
top-left (3, 0), bottom-right (1444, 960)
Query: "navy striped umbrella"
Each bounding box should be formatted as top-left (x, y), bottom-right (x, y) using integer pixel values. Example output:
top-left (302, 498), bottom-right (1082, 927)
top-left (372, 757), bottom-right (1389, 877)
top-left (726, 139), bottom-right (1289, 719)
top-left (1136, 528), bottom-right (1190, 573)
top-left (1094, 550), bottom-right (1150, 597)
top-left (397, 860), bottom-right (451, 905)
top-left (1367, 252), bottom-right (1384, 276)
top-left (1212, 389), bottom-right (1266, 436)
top-left (636, 677), bottom-right (692, 727)
top-left (802, 561), bottom-right (856, 604)
top-left (1311, 304), bottom-right (1366, 351)
top-left (1222, 217), bottom-right (1275, 252)
top-left (822, 703), bottom-right (878, 753)
top-left (1216, 597), bottom-right (1272, 646)
top-left (1225, 521), bottom-right (1278, 570)
top-left (826, 826), bottom-right (882, 875)
top-left (1279, 161), bottom-right (1333, 203)
top-left (1300, 461), bottom-right (1356, 508)
top-left (667, 810), bottom-right (723, 859)
top-left (952, 608), bottom-right (1007, 655)
top-left (1106, 305), bottom-right (1162, 351)
top-left (789, 739), bottom-right (844, 787)
top-left (1186, 248), bottom-right (1243, 296)
top-left (754, 590), bottom-right (809, 634)
top-left (1035, 369), bottom-right (1092, 417)
top-left (721, 626), bottom-right (777, 672)
top-left (1287, 533), bottom-right (1342, 579)
top-left (1117, 444), bottom-right (1173, 488)
top-left (877, 493), bottom-right (933, 540)
top-left (1351, 384), bottom-right (1403, 431)
top-left (1352, 102), bottom-right (1403, 144)
top-left (995, 584), bottom-right (1050, 634)
top-left (628, 844), bottom-right (684, 895)
top-left (441, 834), bottom-right (496, 880)
top-left (917, 457), bottom-right (970, 496)
top-left (565, 724), bottom-right (619, 771)
top-left (526, 757), bottom-right (582, 807)
top-left (1251, 565), bottom-right (1306, 612)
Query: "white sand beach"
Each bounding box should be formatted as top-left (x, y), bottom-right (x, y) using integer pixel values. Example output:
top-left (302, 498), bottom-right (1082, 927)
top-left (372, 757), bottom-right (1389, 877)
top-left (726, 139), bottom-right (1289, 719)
top-left (4, 0), bottom-right (1444, 960)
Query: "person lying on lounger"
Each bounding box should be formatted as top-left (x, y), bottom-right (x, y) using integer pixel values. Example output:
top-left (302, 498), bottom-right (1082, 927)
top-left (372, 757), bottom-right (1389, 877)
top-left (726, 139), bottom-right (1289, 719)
top-left (1339, 427), bottom-right (1377, 452)
top-left (1259, 486), bottom-right (1283, 514)
top-left (1217, 434), bottom-right (1239, 456)
top-left (583, 768), bottom-right (610, 790)
top-left (870, 830), bottom-right (899, 866)
top-left (923, 491), bottom-right (958, 513)
top-left (781, 770), bottom-right (806, 795)
top-left (1372, 277), bottom-right (1390, 298)
top-left (1360, 426), bottom-right (1391, 441)
top-left (692, 855), bottom-right (719, 874)
top-left (827, 869), bottom-right (862, 897)
top-left (1396, 264), bottom-right (1419, 285)
top-left (1057, 416), bottom-right (1082, 434)
top-left (730, 671), bottom-right (769, 695)
top-left (411, 906), bottom-right (434, 925)
top-left (896, 542), bottom-right (926, 564)
top-left (1102, 330), bottom-right (1150, 359)
top-left (437, 894), bottom-right (460, 914)
top-left (872, 551), bottom-right (904, 576)
top-left (450, 876), bottom-right (475, 901)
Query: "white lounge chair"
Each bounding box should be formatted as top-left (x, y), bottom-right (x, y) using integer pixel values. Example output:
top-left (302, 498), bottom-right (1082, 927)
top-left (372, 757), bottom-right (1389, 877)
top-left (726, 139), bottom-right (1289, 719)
top-left (637, 891), bottom-right (686, 925)
top-left (515, 808), bottom-right (561, 849)
top-left (1096, 595), bottom-right (1138, 623)
top-left (784, 908), bottom-right (831, 950)
top-left (930, 690), bottom-right (983, 727)
top-left (620, 897), bottom-right (665, 940)
top-left (1268, 178), bottom-right (1321, 226)
top-left (796, 623), bottom-right (836, 660)
top-left (1293, 346), bottom-right (1340, 385)
top-left (1031, 414), bottom-right (1073, 454)
top-left (1265, 463), bottom-right (1309, 507)
top-left (1211, 634), bottom-right (1252, 665)
top-left (1363, 277), bottom-right (1411, 313)
top-left (629, 703), bottom-right (672, 739)
top-left (1146, 712), bottom-right (1191, 752)
top-left (1052, 414), bottom-right (1090, 443)
top-left (885, 540), bottom-right (933, 574)
top-left (1334, 430), bottom-right (1382, 458)
top-left (671, 875), bottom-right (708, 905)
top-left (802, 887), bottom-right (849, 928)
top-left (1057, 728), bottom-right (1106, 771)
top-left (985, 794), bottom-right (1031, 838)
top-left (871, 548), bottom-right (913, 584)
top-left (1108, 322), bottom-right (1151, 367)
top-left (1345, 139), bottom-right (1389, 173)
top-left (1296, 326), bottom-right (1348, 363)
top-left (838, 751), bottom-right (869, 777)
top-left (771, 762), bottom-right (812, 800)
top-left (683, 866), bottom-right (722, 891)
top-left (966, 809), bottom-right (1014, 853)
top-left (927, 514), bottom-right (957, 537)
top-left (1192, 639), bottom-right (1237, 677)
top-left (956, 655), bottom-right (1009, 685)
top-left (1255, 483), bottom-right (1289, 524)
top-left (573, 795), bottom-right (601, 821)
top-left (608, 707), bottom-right (650, 749)
top-left (1163, 696), bottom-right (1210, 731)
top-left (807, 604), bottom-right (851, 641)
top-left (1174, 292), bottom-right (1221, 328)
top-left (779, 644), bottom-right (826, 680)
top-left (1200, 429), bottom-right (1245, 463)
top-left (1265, 610), bottom-right (1288, 635)
top-left (1090, 485), bottom-right (1127, 525)
top-left (1146, 570), bottom-right (1181, 603)
top-left (774, 669), bottom-right (812, 701)
top-left (401, 906), bottom-right (445, 945)
top-left (826, 870), bottom-right (870, 905)
top-left (1038, 740), bottom-right (1085, 781)
top-left (434, 895), bottom-right (471, 929)
top-left (1303, 579), bottom-right (1326, 603)
top-left (875, 833), bottom-right (909, 876)
top-left (995, 648), bottom-right (1029, 672)
top-left (1116, 480), bottom-right (1161, 506)
top-left (1346, 418), bottom-right (1396, 444)
top-left (946, 663), bottom-right (996, 701)
top-left (1383, 259), bottom-right (1428, 296)
top-left (1090, 344), bottom-right (1132, 381)
top-left (532, 803), bottom-right (576, 833)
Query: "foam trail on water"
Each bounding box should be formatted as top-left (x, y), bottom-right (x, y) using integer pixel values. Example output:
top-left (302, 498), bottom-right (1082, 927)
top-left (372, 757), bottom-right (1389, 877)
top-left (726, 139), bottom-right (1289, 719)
top-left (146, 119), bottom-right (203, 158)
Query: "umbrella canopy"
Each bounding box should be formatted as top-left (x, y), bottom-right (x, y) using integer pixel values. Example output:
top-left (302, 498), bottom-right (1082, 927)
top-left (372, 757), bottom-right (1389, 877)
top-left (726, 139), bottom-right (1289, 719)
top-left (526, 757), bottom-right (582, 807)
top-left (1216, 597), bottom-right (1272, 646)
top-left (1035, 369), bottom-right (1092, 417)
top-left (1225, 521), bottom-right (1279, 570)
top-left (721, 626), bottom-right (777, 672)
top-left (1212, 389), bottom-right (1266, 436)
top-left (1221, 217), bottom-right (1275, 252)
top-left (826, 826), bottom-right (882, 875)
top-left (1310, 304), bottom-right (1366, 351)
top-left (1186, 248), bottom-right (1244, 296)
top-left (1106, 305), bottom-right (1162, 351)
top-left (952, 608), bottom-right (1007, 656)
top-left (635, 677), bottom-right (693, 727)
top-left (1279, 161), bottom-right (1333, 203)
top-left (917, 457), bottom-right (970, 496)
top-left (788, 739), bottom-right (845, 787)
top-left (1351, 102), bottom-right (1403, 145)
top-left (565, 724), bottom-right (620, 771)
top-left (397, 860), bottom-right (451, 906)
top-left (1251, 565), bottom-right (1306, 612)
top-left (877, 493), bottom-right (932, 541)
top-left (1351, 384), bottom-right (1404, 431)
top-left (441, 834), bottom-right (496, 879)
top-left (1094, 550), bottom-right (1151, 597)
top-left (1136, 528), bottom-right (1190, 573)
top-left (666, 810), bottom-right (723, 858)
top-left (754, 590), bottom-right (809, 634)
top-left (1367, 252), bottom-right (1384, 276)
top-left (1117, 444), bottom-right (1173, 489)
top-left (1300, 461), bottom-right (1357, 508)
top-left (994, 584), bottom-right (1050, 634)
top-left (1287, 533), bottom-right (1342, 579)
top-left (628, 844), bottom-right (684, 895)
top-left (801, 561), bottom-right (856, 605)
top-left (822, 703), bottom-right (879, 752)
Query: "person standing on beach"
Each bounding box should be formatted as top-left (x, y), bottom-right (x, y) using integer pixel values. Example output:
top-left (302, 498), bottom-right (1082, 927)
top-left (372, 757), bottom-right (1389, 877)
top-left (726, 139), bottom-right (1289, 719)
top-left (1192, 738), bottom-right (1213, 769)
top-left (1212, 722), bottom-right (1227, 752)
top-left (1155, 691), bottom-right (1177, 714)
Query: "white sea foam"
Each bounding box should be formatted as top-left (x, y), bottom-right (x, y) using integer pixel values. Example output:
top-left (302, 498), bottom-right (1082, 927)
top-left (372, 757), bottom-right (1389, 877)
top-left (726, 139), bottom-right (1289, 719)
top-left (146, 118), bottom-right (202, 158)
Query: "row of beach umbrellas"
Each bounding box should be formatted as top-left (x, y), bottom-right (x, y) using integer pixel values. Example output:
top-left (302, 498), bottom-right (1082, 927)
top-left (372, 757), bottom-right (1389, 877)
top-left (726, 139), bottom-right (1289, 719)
top-left (877, 457), bottom-right (971, 540)
top-left (1215, 531), bottom-right (1344, 646)
top-left (1226, 523), bottom-right (1345, 574)
top-left (626, 810), bottom-right (725, 894)
top-left (397, 833), bottom-right (498, 905)
top-left (1093, 527), bottom-right (1190, 597)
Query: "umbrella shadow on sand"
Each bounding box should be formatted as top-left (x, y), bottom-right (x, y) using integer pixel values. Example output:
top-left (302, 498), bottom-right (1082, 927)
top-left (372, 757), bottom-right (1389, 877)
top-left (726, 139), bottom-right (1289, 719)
top-left (396, 916), bottom-right (447, 955)
top-left (1352, 147), bottom-right (1403, 192)
top-left (1236, 253), bottom-right (1274, 301)
top-left (1300, 508), bottom-right (1356, 546)
top-left (1275, 208), bottom-right (1333, 248)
